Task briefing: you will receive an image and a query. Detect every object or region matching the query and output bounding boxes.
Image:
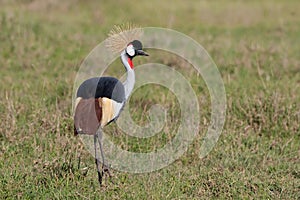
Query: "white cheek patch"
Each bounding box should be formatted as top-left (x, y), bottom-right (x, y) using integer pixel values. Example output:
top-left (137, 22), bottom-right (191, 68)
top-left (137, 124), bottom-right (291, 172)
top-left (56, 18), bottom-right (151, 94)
top-left (126, 45), bottom-right (135, 56)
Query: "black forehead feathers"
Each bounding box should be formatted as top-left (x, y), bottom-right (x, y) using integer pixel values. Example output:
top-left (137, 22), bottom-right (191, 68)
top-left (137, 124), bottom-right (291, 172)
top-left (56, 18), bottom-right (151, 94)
top-left (130, 40), bottom-right (143, 50)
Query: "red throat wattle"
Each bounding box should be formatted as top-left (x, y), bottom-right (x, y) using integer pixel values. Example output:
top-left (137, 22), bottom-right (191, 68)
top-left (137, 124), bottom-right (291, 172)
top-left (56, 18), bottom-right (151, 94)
top-left (127, 58), bottom-right (134, 69)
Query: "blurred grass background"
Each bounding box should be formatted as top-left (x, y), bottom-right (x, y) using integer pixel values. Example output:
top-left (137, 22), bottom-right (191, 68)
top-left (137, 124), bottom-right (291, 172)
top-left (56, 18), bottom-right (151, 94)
top-left (0, 0), bottom-right (299, 199)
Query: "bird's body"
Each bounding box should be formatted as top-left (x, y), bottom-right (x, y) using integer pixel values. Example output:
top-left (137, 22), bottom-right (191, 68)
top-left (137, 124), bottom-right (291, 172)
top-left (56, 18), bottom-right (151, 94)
top-left (74, 77), bottom-right (125, 135)
top-left (73, 39), bottom-right (148, 185)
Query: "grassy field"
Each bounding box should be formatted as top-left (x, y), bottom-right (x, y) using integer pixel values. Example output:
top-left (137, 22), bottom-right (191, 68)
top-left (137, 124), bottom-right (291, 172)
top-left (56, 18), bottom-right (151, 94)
top-left (1, 0), bottom-right (299, 199)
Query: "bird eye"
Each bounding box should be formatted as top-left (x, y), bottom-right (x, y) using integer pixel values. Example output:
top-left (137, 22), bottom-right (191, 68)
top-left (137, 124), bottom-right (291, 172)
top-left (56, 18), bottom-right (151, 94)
top-left (126, 44), bottom-right (135, 56)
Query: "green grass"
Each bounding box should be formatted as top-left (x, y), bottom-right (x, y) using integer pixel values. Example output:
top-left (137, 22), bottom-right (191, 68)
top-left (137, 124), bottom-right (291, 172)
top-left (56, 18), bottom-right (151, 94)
top-left (1, 0), bottom-right (299, 199)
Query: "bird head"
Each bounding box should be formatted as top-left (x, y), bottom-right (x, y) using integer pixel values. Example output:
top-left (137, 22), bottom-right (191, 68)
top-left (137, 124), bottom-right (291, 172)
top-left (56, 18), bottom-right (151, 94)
top-left (125, 40), bottom-right (149, 58)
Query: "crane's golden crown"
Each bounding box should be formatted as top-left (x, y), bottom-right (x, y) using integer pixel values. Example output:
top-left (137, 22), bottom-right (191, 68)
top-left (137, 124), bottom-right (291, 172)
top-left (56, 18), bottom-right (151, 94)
top-left (106, 23), bottom-right (142, 53)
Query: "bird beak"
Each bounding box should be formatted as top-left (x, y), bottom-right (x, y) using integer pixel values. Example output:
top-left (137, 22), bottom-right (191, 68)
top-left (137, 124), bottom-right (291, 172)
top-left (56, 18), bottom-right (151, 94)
top-left (137, 50), bottom-right (149, 56)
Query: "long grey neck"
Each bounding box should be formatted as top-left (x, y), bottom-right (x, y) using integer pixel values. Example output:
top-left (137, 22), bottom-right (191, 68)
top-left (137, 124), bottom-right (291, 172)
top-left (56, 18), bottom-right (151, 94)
top-left (121, 50), bottom-right (135, 100)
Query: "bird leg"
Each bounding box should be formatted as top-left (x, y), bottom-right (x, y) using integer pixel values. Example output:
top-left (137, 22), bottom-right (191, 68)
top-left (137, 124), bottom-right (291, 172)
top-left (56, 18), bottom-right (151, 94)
top-left (96, 129), bottom-right (113, 180)
top-left (94, 134), bottom-right (103, 185)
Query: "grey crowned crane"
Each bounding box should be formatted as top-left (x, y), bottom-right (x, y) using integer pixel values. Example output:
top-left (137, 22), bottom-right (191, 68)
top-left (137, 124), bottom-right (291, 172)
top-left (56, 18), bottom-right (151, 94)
top-left (74, 40), bottom-right (148, 185)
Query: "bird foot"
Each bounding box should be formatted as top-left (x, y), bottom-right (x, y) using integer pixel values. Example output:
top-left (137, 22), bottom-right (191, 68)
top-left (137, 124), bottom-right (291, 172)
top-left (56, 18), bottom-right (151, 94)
top-left (96, 164), bottom-right (114, 186)
top-left (102, 164), bottom-right (114, 184)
